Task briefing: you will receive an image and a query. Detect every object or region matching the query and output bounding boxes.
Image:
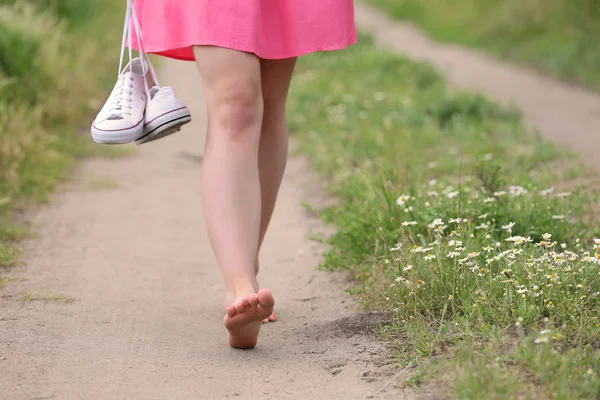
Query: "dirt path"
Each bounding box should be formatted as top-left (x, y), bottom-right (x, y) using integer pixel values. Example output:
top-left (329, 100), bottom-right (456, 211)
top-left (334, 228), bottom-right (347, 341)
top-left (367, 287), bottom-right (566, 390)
top-left (0, 61), bottom-right (411, 399)
top-left (355, 3), bottom-right (600, 173)
top-left (9, 6), bottom-right (596, 398)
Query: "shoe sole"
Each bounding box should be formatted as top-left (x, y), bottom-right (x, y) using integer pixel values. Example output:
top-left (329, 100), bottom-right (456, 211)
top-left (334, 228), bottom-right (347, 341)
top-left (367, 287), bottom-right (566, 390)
top-left (91, 119), bottom-right (144, 144)
top-left (136, 107), bottom-right (192, 145)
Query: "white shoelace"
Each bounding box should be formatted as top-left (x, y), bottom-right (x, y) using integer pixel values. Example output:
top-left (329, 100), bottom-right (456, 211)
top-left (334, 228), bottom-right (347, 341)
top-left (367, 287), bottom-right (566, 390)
top-left (107, 0), bottom-right (159, 120)
top-left (106, 74), bottom-right (136, 119)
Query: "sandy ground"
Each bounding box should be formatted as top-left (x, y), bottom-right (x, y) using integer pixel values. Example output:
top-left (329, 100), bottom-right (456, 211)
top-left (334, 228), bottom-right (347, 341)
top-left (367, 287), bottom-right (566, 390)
top-left (3, 4), bottom-right (600, 400)
top-left (355, 3), bottom-right (600, 173)
top-left (0, 59), bottom-right (415, 399)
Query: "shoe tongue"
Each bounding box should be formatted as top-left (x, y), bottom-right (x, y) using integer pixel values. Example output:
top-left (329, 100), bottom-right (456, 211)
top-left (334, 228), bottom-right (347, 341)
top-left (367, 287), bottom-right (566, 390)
top-left (149, 86), bottom-right (160, 99)
top-left (121, 58), bottom-right (146, 76)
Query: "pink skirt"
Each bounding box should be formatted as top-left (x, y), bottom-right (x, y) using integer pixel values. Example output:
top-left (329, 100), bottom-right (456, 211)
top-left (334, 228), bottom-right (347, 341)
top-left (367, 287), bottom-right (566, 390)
top-left (132, 0), bottom-right (357, 61)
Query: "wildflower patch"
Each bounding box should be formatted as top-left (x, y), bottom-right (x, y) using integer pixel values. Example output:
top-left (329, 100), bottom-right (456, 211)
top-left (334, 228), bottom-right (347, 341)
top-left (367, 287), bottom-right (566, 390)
top-left (290, 37), bottom-right (600, 397)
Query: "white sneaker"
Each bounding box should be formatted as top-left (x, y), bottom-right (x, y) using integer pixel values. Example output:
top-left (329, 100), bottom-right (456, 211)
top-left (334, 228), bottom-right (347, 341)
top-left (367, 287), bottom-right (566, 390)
top-left (135, 86), bottom-right (192, 145)
top-left (91, 58), bottom-right (151, 144)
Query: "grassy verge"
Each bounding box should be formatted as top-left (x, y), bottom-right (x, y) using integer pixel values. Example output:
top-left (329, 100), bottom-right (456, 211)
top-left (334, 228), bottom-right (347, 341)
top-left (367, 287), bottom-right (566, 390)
top-left (0, 0), bottom-right (128, 268)
top-left (289, 37), bottom-right (600, 398)
top-left (365, 0), bottom-right (600, 90)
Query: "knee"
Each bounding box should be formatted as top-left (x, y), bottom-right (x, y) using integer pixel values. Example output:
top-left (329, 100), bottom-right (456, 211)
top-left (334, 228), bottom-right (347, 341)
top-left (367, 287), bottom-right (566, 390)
top-left (211, 81), bottom-right (262, 139)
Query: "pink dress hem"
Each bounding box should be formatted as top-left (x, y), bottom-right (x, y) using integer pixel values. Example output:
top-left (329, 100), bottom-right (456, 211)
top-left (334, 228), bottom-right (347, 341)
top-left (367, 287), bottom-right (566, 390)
top-left (141, 37), bottom-right (358, 61)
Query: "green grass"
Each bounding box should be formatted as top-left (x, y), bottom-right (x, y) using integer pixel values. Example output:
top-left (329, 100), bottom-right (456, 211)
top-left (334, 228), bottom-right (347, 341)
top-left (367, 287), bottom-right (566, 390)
top-left (86, 177), bottom-right (120, 191)
top-left (289, 37), bottom-right (600, 398)
top-left (20, 291), bottom-right (75, 303)
top-left (366, 0), bottom-right (600, 89)
top-left (0, 0), bottom-right (126, 268)
top-left (0, 276), bottom-right (24, 289)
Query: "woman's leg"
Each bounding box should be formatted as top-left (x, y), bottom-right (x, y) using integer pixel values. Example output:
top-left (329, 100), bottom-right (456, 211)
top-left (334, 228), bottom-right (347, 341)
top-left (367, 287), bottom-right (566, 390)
top-left (193, 46), bottom-right (274, 349)
top-left (254, 58), bottom-right (297, 323)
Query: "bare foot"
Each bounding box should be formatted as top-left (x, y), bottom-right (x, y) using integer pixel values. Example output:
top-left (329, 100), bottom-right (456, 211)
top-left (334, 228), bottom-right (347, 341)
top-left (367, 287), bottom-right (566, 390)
top-left (262, 313), bottom-right (277, 324)
top-left (224, 289), bottom-right (274, 349)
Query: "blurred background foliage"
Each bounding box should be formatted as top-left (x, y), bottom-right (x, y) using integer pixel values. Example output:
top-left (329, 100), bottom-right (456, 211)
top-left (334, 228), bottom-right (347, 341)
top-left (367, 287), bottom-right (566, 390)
top-left (367, 0), bottom-right (600, 88)
top-left (0, 0), bottom-right (124, 209)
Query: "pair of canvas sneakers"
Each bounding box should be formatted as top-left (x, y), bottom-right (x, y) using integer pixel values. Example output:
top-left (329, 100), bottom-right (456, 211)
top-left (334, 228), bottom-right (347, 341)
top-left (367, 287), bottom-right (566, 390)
top-left (91, 58), bottom-right (191, 145)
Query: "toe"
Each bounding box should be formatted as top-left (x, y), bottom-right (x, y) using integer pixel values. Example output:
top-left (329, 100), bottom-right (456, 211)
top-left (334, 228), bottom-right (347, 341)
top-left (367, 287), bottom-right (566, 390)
top-left (248, 294), bottom-right (259, 307)
top-left (241, 297), bottom-right (251, 308)
top-left (226, 304), bottom-right (237, 317)
top-left (262, 313), bottom-right (276, 324)
top-left (234, 301), bottom-right (246, 314)
top-left (256, 289), bottom-right (275, 309)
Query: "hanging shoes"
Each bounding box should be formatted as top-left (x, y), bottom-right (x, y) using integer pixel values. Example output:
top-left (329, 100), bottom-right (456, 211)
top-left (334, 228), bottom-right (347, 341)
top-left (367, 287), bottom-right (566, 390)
top-left (135, 86), bottom-right (191, 145)
top-left (90, 0), bottom-right (191, 145)
top-left (90, 58), bottom-right (151, 144)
